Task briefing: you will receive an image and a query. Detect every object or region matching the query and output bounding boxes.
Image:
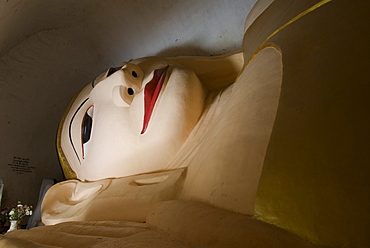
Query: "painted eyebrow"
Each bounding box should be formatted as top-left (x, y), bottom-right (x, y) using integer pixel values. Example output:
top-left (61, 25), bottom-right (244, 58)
top-left (69, 98), bottom-right (89, 164)
top-left (91, 77), bottom-right (97, 88)
top-left (91, 67), bottom-right (121, 88)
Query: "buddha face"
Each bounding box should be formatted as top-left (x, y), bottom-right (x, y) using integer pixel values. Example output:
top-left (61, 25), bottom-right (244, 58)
top-left (59, 58), bottom-right (205, 181)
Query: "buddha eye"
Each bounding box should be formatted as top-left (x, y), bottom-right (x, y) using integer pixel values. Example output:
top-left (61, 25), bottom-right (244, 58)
top-left (127, 88), bottom-right (135, 95)
top-left (81, 106), bottom-right (94, 159)
top-left (131, 71), bottom-right (138, 78)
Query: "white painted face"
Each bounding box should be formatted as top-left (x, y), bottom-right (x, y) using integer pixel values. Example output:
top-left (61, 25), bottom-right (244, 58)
top-left (60, 58), bottom-right (205, 181)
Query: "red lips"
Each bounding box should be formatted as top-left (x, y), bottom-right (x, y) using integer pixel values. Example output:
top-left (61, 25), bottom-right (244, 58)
top-left (141, 65), bottom-right (169, 134)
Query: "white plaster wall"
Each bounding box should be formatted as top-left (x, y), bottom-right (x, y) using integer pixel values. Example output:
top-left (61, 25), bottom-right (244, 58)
top-left (0, 0), bottom-right (256, 211)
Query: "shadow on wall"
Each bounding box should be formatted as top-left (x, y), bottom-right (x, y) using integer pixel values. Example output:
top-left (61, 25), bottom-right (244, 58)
top-left (80, 0), bottom-right (256, 63)
top-left (156, 45), bottom-right (213, 57)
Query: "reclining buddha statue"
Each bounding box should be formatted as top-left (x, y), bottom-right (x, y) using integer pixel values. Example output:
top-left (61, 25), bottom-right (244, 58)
top-left (2, 0), bottom-right (367, 247)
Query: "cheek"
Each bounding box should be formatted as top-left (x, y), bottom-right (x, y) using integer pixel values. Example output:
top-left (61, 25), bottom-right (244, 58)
top-left (148, 70), bottom-right (205, 137)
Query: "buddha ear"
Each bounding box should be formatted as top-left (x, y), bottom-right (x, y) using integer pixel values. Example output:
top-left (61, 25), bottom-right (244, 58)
top-left (168, 51), bottom-right (243, 91)
top-left (70, 180), bottom-right (110, 203)
top-left (52, 180), bottom-right (110, 204)
top-left (41, 180), bottom-right (111, 225)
